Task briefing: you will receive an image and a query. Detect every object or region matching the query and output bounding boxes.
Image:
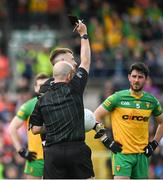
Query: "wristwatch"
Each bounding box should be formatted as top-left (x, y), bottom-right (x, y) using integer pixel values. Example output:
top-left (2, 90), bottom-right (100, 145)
top-left (81, 34), bottom-right (88, 39)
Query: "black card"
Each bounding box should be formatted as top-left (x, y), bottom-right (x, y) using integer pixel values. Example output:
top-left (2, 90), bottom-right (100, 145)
top-left (68, 15), bottom-right (79, 27)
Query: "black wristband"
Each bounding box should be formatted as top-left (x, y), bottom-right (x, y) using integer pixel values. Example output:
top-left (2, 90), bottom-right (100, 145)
top-left (152, 140), bottom-right (159, 148)
top-left (81, 34), bottom-right (88, 39)
top-left (18, 148), bottom-right (28, 157)
top-left (18, 148), bottom-right (25, 154)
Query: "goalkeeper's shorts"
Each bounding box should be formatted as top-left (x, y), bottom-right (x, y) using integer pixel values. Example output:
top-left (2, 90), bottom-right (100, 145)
top-left (112, 153), bottom-right (149, 179)
top-left (24, 159), bottom-right (44, 177)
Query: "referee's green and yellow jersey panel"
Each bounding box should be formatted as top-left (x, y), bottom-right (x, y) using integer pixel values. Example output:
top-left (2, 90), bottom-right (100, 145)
top-left (102, 90), bottom-right (162, 154)
top-left (17, 97), bottom-right (43, 160)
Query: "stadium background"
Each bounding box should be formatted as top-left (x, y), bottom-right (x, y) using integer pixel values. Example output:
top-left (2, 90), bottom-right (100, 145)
top-left (0, 0), bottom-right (163, 178)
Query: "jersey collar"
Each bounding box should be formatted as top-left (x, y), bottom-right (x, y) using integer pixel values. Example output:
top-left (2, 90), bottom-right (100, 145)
top-left (129, 89), bottom-right (144, 99)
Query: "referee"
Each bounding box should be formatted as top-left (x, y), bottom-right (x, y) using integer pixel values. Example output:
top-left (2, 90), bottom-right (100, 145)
top-left (29, 21), bottom-right (95, 179)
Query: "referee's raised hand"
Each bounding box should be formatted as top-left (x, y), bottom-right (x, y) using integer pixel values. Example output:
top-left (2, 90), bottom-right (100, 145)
top-left (76, 20), bottom-right (87, 36)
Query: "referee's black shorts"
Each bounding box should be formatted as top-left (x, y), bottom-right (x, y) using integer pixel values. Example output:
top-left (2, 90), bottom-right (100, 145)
top-left (43, 141), bottom-right (94, 179)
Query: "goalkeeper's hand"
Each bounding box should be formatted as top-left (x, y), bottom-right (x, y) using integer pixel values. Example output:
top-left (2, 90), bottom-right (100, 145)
top-left (18, 148), bottom-right (37, 161)
top-left (143, 140), bottom-right (158, 157)
top-left (100, 134), bottom-right (122, 153)
top-left (94, 123), bottom-right (122, 153)
top-left (100, 134), bottom-right (122, 154)
top-left (93, 122), bottom-right (105, 138)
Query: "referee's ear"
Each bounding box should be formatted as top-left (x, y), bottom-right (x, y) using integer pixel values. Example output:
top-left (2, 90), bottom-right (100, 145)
top-left (67, 71), bottom-right (74, 81)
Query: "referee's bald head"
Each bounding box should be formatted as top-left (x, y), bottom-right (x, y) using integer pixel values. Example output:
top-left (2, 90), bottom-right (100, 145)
top-left (53, 61), bottom-right (75, 82)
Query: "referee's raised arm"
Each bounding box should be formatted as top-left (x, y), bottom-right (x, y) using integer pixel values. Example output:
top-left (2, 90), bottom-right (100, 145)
top-left (76, 21), bottom-right (90, 73)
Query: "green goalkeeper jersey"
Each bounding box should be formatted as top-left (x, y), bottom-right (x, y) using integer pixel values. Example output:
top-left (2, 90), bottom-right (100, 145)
top-left (102, 89), bottom-right (162, 154)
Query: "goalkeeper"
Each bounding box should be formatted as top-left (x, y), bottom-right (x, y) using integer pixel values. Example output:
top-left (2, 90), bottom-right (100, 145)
top-left (94, 62), bottom-right (163, 179)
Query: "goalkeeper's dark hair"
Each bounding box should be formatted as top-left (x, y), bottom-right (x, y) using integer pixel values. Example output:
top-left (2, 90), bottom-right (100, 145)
top-left (128, 62), bottom-right (149, 78)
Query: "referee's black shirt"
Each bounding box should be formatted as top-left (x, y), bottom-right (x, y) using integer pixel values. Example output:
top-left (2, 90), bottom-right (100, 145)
top-left (29, 67), bottom-right (88, 146)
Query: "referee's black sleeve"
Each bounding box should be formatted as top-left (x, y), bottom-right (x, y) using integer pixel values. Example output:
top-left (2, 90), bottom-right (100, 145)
top-left (29, 101), bottom-right (43, 126)
top-left (71, 67), bottom-right (88, 94)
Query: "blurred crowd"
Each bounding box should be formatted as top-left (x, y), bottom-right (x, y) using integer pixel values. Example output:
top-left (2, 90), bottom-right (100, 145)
top-left (0, 0), bottom-right (163, 178)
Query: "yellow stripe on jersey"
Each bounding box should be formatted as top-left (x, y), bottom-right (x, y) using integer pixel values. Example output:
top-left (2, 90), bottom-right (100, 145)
top-left (17, 111), bottom-right (24, 117)
top-left (111, 107), bottom-right (152, 154)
